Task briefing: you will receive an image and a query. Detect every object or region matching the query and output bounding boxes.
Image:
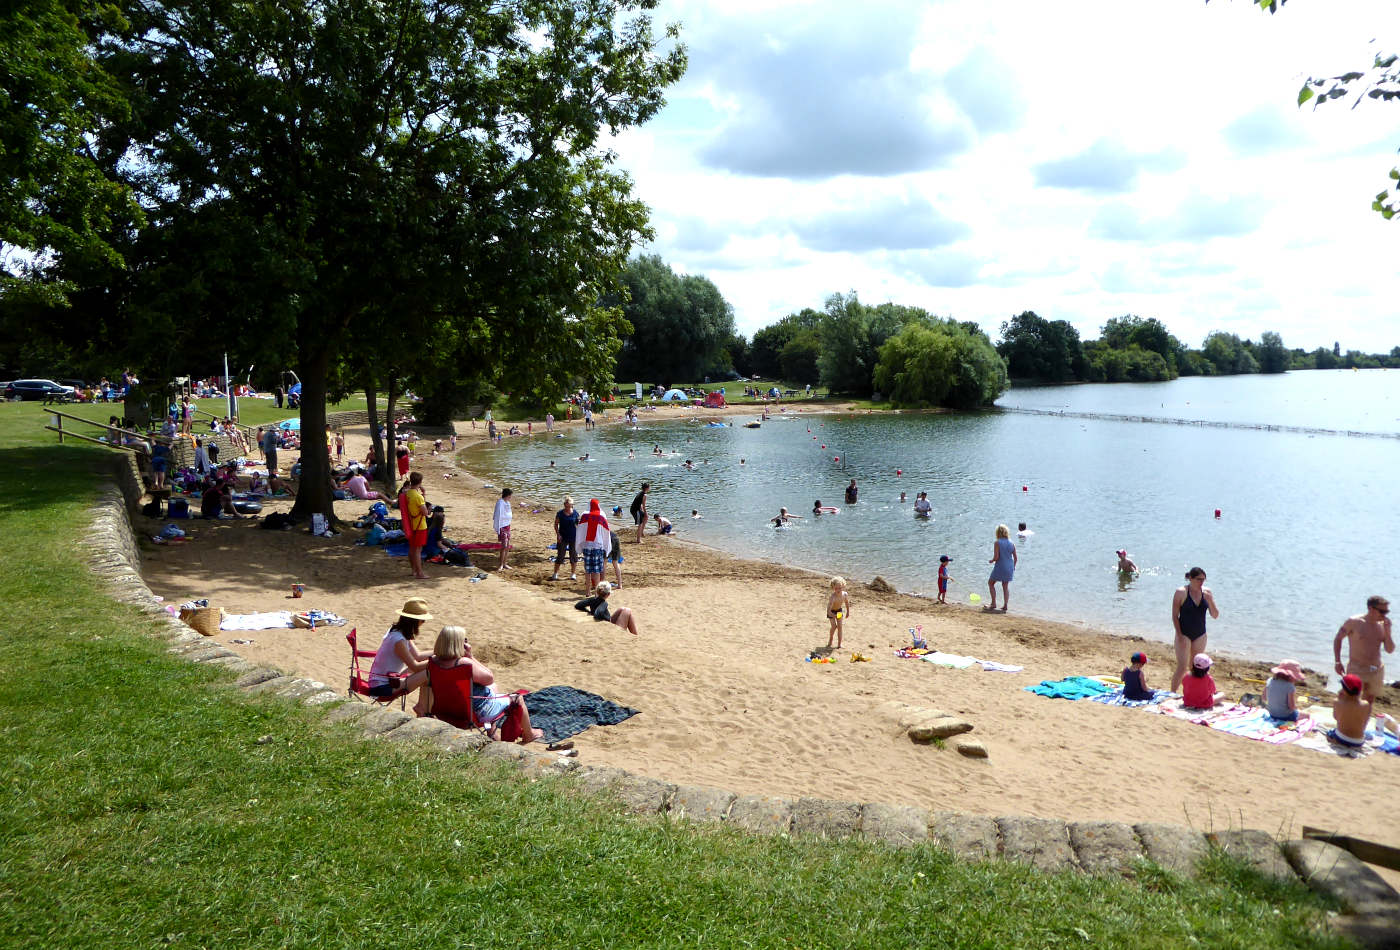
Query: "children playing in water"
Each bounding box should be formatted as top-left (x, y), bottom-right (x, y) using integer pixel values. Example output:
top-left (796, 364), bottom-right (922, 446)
top-left (772, 507), bottom-right (801, 527)
top-left (826, 576), bottom-right (851, 650)
top-left (653, 513), bottom-right (673, 535)
top-left (1122, 651), bottom-right (1153, 701)
top-left (1116, 549), bottom-right (1138, 573)
top-left (937, 555), bottom-right (951, 605)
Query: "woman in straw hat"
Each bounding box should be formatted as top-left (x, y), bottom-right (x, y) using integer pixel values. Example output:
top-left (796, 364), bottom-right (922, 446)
top-left (368, 598), bottom-right (434, 696)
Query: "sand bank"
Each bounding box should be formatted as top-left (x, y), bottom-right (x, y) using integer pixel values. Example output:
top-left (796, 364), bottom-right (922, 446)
top-left (139, 411), bottom-right (1399, 848)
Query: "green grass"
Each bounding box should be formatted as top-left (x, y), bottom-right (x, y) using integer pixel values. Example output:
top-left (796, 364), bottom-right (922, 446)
top-left (0, 401), bottom-right (1354, 948)
top-left (41, 395), bottom-right (374, 433)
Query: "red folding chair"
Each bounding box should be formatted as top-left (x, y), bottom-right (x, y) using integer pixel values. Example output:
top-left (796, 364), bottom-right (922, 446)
top-left (346, 628), bottom-right (408, 709)
top-left (423, 661), bottom-right (529, 741)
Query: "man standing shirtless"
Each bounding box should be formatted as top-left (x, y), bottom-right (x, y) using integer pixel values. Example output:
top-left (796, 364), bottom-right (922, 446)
top-left (1334, 595), bottom-right (1393, 701)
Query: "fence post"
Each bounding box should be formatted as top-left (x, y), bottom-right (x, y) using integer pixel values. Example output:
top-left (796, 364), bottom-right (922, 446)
top-left (52, 413), bottom-right (63, 444)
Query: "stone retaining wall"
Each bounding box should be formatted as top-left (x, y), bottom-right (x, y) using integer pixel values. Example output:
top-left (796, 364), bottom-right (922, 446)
top-left (82, 481), bottom-right (1400, 945)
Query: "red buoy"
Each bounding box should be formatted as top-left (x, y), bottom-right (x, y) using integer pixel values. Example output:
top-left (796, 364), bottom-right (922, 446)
top-left (833, 456), bottom-right (840, 462)
top-left (896, 469), bottom-right (902, 476)
top-left (1214, 508), bottom-right (1222, 519)
top-left (1022, 485), bottom-right (1028, 492)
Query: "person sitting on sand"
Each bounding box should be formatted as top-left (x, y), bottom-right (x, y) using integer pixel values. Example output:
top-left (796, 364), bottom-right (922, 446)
top-left (1330, 674), bottom-right (1372, 748)
top-left (1181, 653), bottom-right (1224, 710)
top-left (1122, 652), bottom-right (1153, 701)
top-left (1116, 549), bottom-right (1138, 573)
top-left (416, 625), bottom-right (543, 744)
top-left (574, 581), bottom-right (639, 635)
top-left (1264, 659), bottom-right (1305, 722)
top-left (368, 599), bottom-right (434, 697)
top-left (342, 471), bottom-right (387, 500)
top-left (200, 477), bottom-right (239, 519)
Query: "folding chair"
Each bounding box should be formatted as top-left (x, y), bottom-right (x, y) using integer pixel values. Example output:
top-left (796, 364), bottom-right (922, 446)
top-left (346, 628), bottom-right (408, 709)
top-left (423, 661), bottom-right (528, 740)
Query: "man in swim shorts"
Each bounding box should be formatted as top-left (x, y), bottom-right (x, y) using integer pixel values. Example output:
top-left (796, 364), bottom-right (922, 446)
top-left (1330, 673), bottom-right (1372, 748)
top-left (1334, 595), bottom-right (1393, 702)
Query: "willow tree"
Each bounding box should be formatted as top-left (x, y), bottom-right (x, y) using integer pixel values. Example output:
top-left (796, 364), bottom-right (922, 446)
top-left (100, 0), bottom-right (684, 518)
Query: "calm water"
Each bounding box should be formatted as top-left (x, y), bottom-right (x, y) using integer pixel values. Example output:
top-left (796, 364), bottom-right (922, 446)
top-left (462, 371), bottom-right (1398, 672)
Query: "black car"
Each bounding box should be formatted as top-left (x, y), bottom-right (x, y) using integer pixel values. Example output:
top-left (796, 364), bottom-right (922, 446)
top-left (5, 379), bottom-right (75, 402)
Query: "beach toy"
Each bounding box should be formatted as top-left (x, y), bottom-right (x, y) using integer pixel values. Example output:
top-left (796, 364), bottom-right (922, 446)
top-left (291, 583), bottom-right (304, 598)
top-left (910, 625), bottom-right (926, 649)
top-left (835, 611), bottom-right (844, 620)
top-left (969, 593), bottom-right (982, 604)
top-left (850, 652), bottom-right (871, 662)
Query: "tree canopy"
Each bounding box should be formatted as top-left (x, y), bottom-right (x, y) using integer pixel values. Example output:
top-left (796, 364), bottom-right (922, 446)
top-left (610, 254), bottom-right (736, 384)
top-left (997, 311), bottom-right (1085, 382)
top-left (874, 318), bottom-right (1007, 409)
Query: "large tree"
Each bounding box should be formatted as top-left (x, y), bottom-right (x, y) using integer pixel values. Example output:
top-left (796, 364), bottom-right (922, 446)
top-left (1099, 315), bottom-right (1182, 378)
top-left (0, 0), bottom-right (140, 305)
top-left (96, 0), bottom-right (684, 519)
top-left (997, 311), bottom-right (1085, 382)
top-left (611, 254), bottom-right (735, 384)
top-left (873, 318), bottom-right (1008, 409)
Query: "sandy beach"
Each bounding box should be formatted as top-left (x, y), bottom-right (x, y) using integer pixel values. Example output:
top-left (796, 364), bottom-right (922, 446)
top-left (139, 411), bottom-right (1400, 851)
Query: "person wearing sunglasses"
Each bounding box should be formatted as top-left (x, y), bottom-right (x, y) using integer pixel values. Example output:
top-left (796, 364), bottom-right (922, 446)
top-left (1334, 595), bottom-right (1393, 702)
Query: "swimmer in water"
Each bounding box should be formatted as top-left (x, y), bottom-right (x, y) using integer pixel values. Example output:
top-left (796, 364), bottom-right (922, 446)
top-left (691, 509), bottom-right (701, 519)
top-left (1116, 549), bottom-right (1138, 573)
top-left (771, 507), bottom-right (801, 527)
top-left (578, 453), bottom-right (590, 461)
top-left (813, 500), bottom-right (823, 516)
top-left (1017, 522), bottom-right (1033, 537)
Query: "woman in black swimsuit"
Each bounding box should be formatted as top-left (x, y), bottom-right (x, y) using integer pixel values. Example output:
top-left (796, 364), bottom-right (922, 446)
top-left (1171, 567), bottom-right (1220, 692)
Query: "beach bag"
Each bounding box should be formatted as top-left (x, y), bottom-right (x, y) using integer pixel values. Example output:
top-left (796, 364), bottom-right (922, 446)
top-left (443, 548), bottom-right (469, 566)
top-left (260, 512), bottom-right (296, 530)
top-left (311, 513), bottom-right (328, 536)
top-left (178, 604), bottom-right (222, 637)
top-left (142, 498), bottom-right (163, 518)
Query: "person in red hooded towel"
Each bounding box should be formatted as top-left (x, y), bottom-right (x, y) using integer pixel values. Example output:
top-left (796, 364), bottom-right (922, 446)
top-left (576, 498), bottom-right (611, 594)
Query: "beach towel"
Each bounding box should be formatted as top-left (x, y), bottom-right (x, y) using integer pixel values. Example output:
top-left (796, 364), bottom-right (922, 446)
top-left (1205, 708), bottom-right (1314, 744)
top-left (1087, 687), bottom-right (1172, 708)
top-left (221, 611), bottom-right (295, 631)
top-left (978, 660), bottom-right (1024, 673)
top-left (921, 651), bottom-right (979, 669)
top-left (1025, 676), bottom-right (1115, 700)
top-left (522, 685), bottom-right (638, 745)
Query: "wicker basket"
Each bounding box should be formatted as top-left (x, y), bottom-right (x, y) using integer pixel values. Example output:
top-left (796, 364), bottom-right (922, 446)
top-left (179, 605), bottom-right (222, 637)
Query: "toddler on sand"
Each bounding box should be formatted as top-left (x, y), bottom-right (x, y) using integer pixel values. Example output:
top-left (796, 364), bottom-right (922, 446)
top-left (826, 577), bottom-right (851, 650)
top-left (1122, 651), bottom-right (1153, 701)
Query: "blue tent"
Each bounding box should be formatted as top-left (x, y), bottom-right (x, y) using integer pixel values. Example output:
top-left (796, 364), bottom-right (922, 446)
top-left (661, 388), bottom-right (689, 402)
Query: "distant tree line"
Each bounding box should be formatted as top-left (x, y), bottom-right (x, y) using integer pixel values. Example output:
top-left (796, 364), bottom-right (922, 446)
top-left (996, 311), bottom-right (1400, 384)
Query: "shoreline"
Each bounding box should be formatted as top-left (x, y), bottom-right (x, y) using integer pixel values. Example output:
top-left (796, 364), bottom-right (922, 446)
top-left (137, 408), bottom-right (1400, 851)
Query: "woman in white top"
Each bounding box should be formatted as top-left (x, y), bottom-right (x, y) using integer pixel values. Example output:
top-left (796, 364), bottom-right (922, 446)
top-left (368, 598), bottom-right (434, 696)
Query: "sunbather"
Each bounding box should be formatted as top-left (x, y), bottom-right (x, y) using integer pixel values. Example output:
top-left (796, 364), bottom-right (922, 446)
top-left (368, 599), bottom-right (434, 697)
top-left (574, 581), bottom-right (639, 635)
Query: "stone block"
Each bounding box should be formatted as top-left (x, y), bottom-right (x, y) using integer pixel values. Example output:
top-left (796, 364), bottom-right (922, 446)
top-left (480, 741), bottom-right (532, 763)
top-left (791, 797), bottom-right (861, 840)
top-left (670, 785), bottom-right (737, 823)
top-left (611, 775), bottom-right (675, 815)
top-left (300, 690), bottom-right (342, 707)
top-left (273, 678), bottom-right (333, 702)
top-left (186, 647), bottom-right (238, 663)
top-left (1282, 839), bottom-right (1400, 917)
top-left (908, 717), bottom-right (974, 743)
top-left (951, 737), bottom-right (988, 758)
top-left (1134, 822), bottom-right (1208, 876)
top-left (861, 802), bottom-right (928, 849)
top-left (437, 730), bottom-right (491, 754)
top-left (998, 816), bottom-right (1076, 873)
top-left (726, 795), bottom-right (794, 836)
top-left (931, 812), bottom-right (999, 861)
top-left (232, 667), bottom-right (283, 689)
top-left (202, 656), bottom-right (258, 675)
top-left (242, 675), bottom-right (295, 695)
top-left (518, 749), bottom-right (579, 778)
top-left (359, 708), bottom-right (414, 737)
top-left (1069, 821), bottom-right (1144, 876)
top-left (322, 702), bottom-right (377, 726)
top-left (1209, 829), bottom-right (1297, 883)
top-left (574, 766), bottom-right (629, 798)
top-left (384, 717), bottom-right (458, 743)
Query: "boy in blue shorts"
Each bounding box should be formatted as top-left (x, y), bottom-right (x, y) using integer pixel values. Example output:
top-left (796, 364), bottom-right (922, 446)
top-left (937, 555), bottom-right (952, 604)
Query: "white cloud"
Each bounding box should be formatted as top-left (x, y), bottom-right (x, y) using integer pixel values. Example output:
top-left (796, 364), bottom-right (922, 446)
top-left (611, 0), bottom-right (1400, 351)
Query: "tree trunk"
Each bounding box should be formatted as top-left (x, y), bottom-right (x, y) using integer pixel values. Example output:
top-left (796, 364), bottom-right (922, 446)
top-left (289, 350), bottom-right (337, 524)
top-left (383, 374), bottom-right (400, 495)
top-left (365, 380), bottom-right (384, 490)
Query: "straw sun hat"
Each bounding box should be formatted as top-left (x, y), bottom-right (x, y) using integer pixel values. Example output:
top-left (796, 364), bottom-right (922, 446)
top-left (398, 598), bottom-right (432, 620)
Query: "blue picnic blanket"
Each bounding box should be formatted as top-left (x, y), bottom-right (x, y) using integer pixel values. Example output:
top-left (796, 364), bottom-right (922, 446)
top-left (523, 685), bottom-right (639, 744)
top-left (1087, 687), bottom-right (1173, 708)
top-left (1024, 676), bottom-right (1115, 701)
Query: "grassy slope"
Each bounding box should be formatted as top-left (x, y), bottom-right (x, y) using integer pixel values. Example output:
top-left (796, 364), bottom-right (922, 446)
top-left (0, 401), bottom-right (1349, 948)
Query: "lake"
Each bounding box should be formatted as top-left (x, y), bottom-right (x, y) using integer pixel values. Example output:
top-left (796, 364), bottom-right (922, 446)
top-left (461, 370), bottom-right (1399, 674)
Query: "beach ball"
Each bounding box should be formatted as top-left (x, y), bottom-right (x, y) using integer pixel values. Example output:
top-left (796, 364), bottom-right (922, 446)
top-left (969, 593), bottom-right (982, 604)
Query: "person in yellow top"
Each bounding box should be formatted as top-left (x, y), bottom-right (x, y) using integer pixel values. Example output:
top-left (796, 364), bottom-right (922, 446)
top-left (398, 471), bottom-right (429, 579)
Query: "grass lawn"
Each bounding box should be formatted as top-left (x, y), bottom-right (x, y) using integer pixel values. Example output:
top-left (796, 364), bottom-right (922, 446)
top-left (0, 401), bottom-right (1353, 948)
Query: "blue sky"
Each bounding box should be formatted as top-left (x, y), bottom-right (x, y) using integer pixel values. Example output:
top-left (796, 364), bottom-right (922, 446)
top-left (608, 0), bottom-right (1399, 352)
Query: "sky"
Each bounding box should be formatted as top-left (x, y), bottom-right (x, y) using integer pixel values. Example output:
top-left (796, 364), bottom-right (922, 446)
top-left (606, 0), bottom-right (1399, 353)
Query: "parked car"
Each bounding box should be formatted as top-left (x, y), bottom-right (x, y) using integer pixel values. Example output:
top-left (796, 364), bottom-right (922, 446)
top-left (5, 379), bottom-right (76, 402)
